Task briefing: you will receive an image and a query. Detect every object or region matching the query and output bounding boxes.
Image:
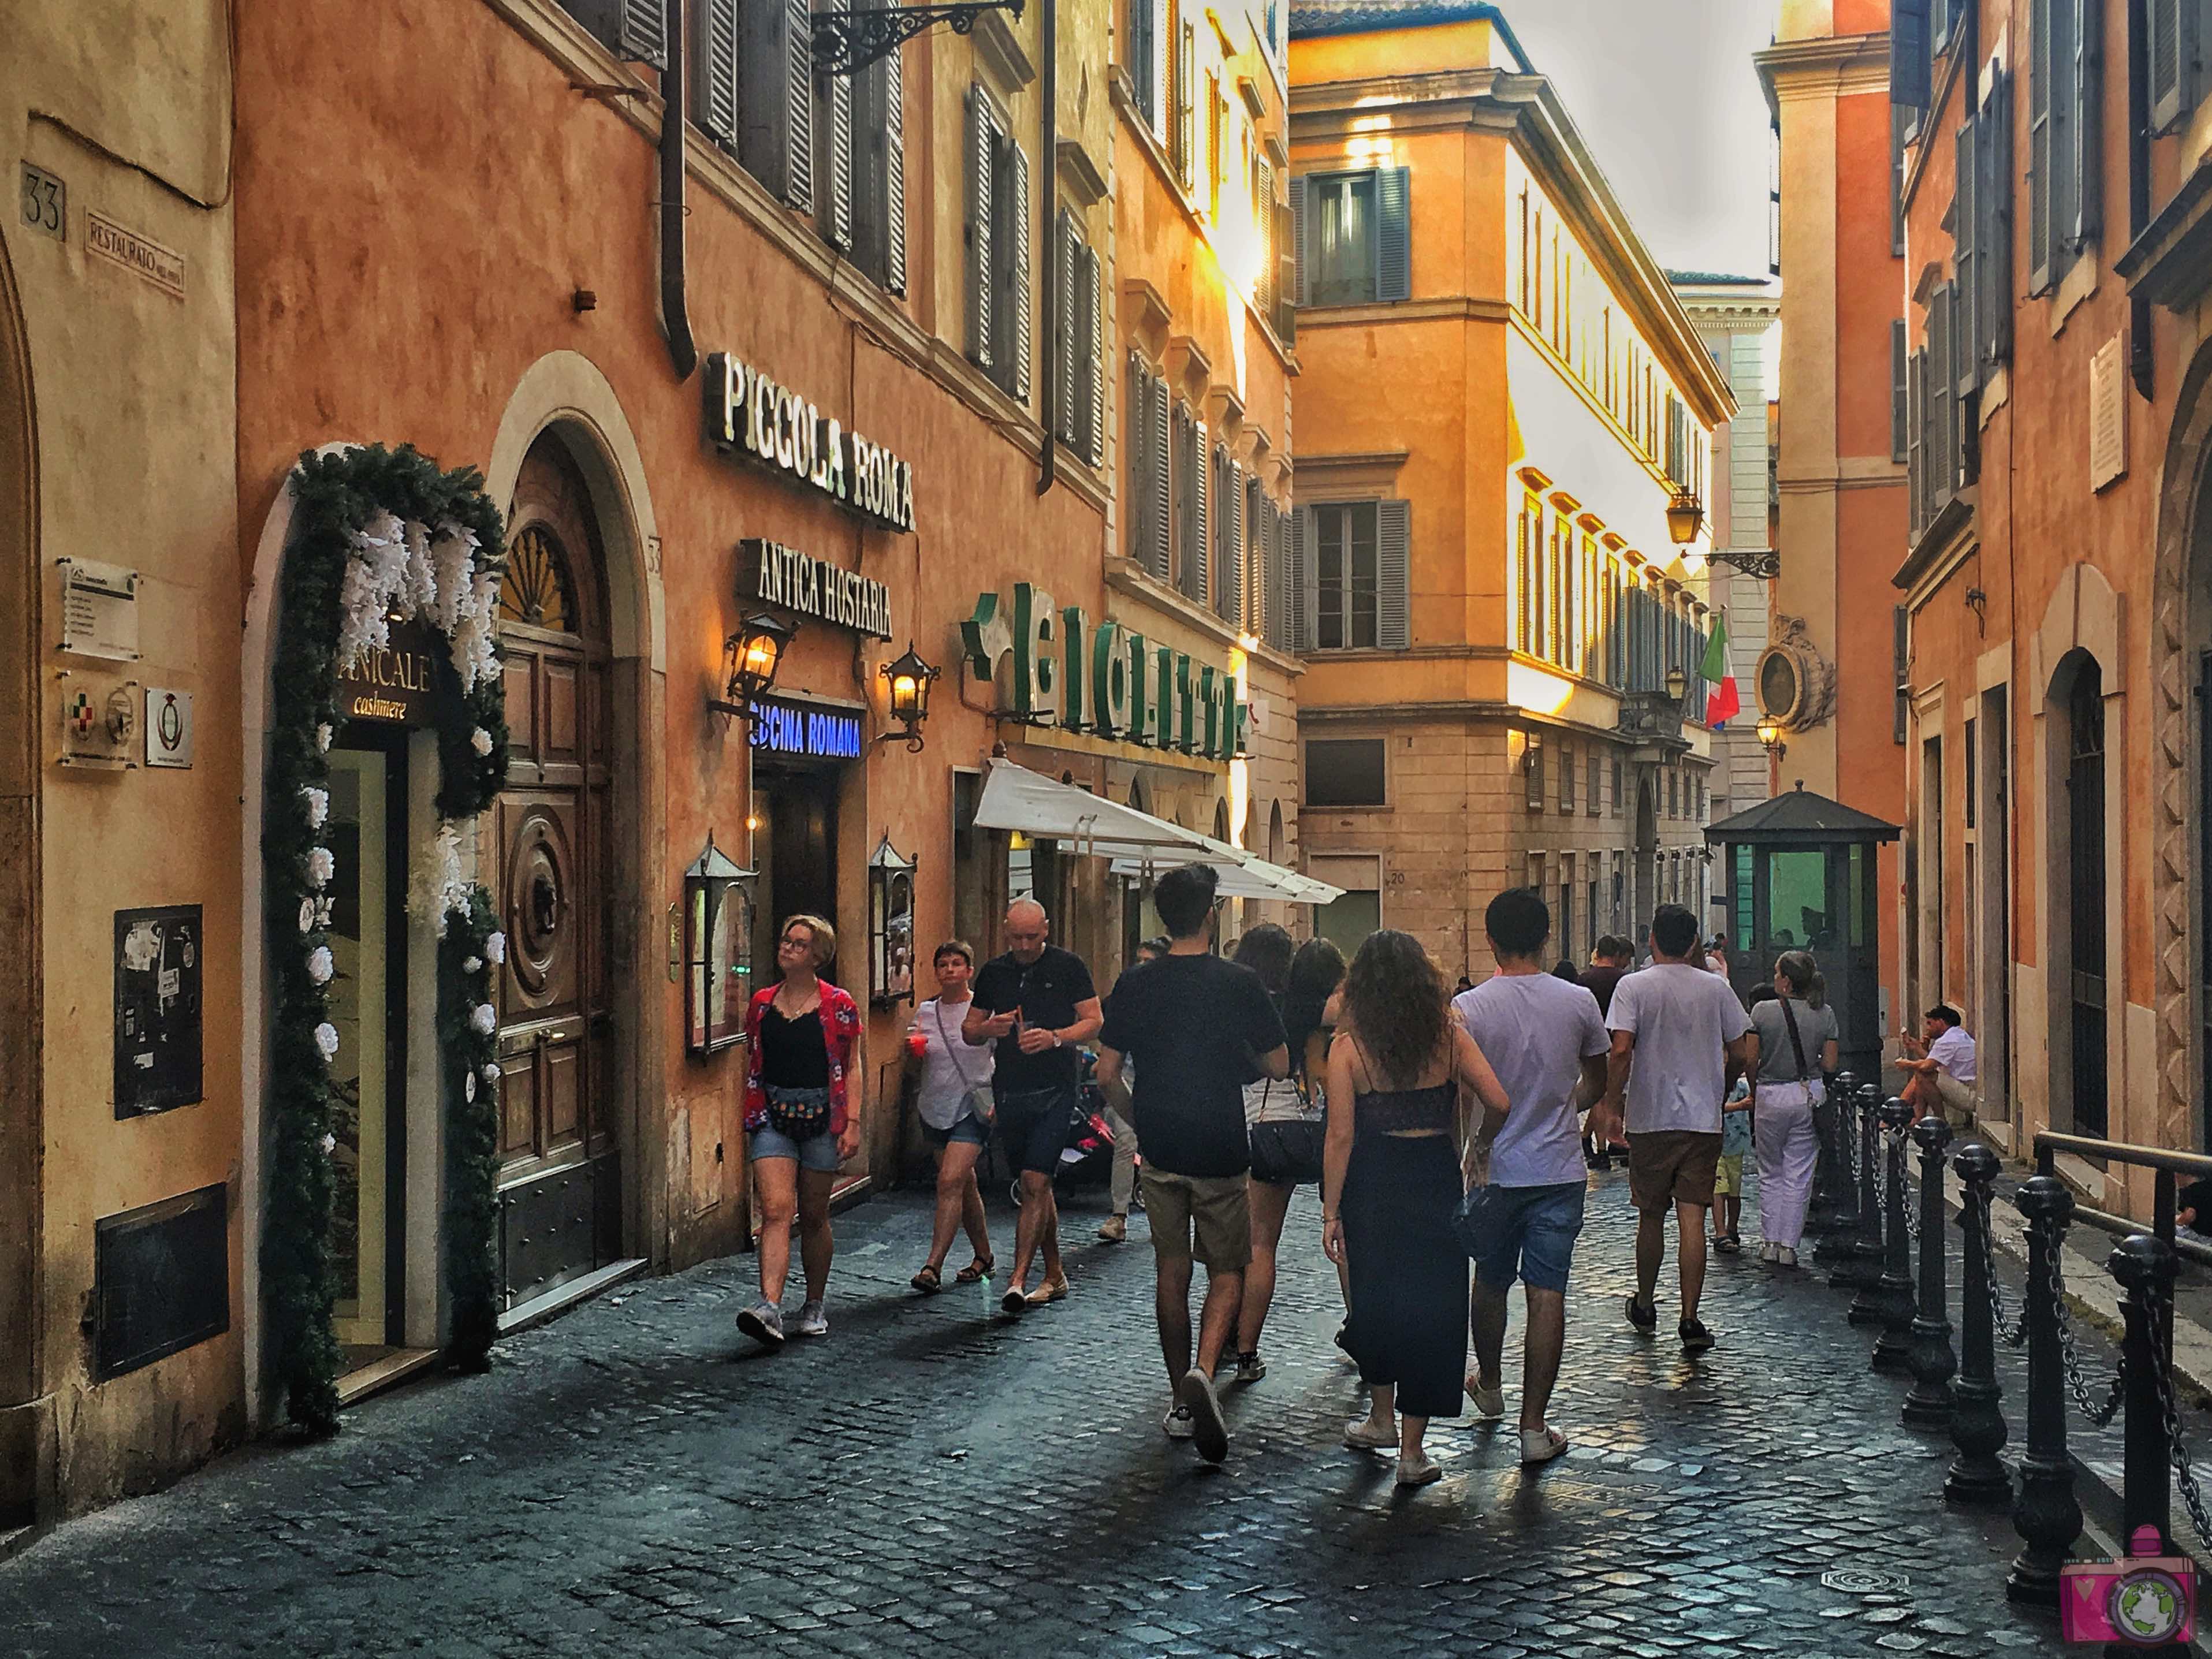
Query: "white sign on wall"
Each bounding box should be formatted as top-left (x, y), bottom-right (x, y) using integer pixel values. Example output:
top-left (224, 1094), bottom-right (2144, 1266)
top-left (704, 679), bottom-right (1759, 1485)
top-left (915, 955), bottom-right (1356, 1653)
top-left (144, 688), bottom-right (193, 769)
top-left (58, 558), bottom-right (141, 661)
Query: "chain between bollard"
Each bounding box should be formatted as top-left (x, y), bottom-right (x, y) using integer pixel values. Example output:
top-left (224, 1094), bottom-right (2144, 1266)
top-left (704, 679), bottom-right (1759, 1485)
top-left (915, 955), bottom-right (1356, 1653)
top-left (2147, 1326), bottom-right (2212, 1552)
top-left (2047, 1219), bottom-right (2127, 1428)
top-left (1976, 1185), bottom-right (2029, 1349)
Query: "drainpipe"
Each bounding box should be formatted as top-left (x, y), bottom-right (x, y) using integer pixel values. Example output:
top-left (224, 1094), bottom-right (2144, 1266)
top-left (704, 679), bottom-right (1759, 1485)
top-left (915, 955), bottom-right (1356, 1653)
top-left (2127, 0), bottom-right (2153, 398)
top-left (660, 3), bottom-right (698, 380)
top-left (1036, 0), bottom-right (1058, 497)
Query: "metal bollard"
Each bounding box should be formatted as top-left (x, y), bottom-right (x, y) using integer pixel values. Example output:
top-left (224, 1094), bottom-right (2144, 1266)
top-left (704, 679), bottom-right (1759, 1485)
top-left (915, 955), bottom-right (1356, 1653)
top-left (1871, 1099), bottom-right (1918, 1373)
top-left (1946, 1142), bottom-right (2012, 1507)
top-left (1846, 1084), bottom-right (1889, 1310)
top-left (2107, 1234), bottom-right (2181, 1564)
top-left (2008, 1173), bottom-right (2083, 1606)
top-left (1810, 1071), bottom-right (1857, 1243)
top-left (1902, 1114), bottom-right (1956, 1426)
top-left (1819, 1080), bottom-right (1864, 1276)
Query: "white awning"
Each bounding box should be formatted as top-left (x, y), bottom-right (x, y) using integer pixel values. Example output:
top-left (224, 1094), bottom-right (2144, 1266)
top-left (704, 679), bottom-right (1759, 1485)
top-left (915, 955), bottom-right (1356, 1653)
top-left (973, 760), bottom-right (1344, 906)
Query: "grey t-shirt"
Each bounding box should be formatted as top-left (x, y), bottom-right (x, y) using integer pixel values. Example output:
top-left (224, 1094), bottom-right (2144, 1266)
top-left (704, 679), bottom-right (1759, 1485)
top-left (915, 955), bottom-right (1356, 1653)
top-left (1607, 963), bottom-right (1755, 1135)
top-left (1749, 996), bottom-right (1839, 1084)
top-left (1454, 973), bottom-right (1611, 1188)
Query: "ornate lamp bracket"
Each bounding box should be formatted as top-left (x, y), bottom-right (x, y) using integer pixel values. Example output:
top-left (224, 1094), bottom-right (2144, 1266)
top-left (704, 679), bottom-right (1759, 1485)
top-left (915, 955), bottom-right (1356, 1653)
top-left (1707, 545), bottom-right (1781, 580)
top-left (812, 1), bottom-right (1025, 76)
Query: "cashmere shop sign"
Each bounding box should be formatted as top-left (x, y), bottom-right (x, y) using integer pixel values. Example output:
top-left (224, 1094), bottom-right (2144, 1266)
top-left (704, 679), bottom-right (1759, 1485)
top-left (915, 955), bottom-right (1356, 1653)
top-left (962, 585), bottom-right (1248, 763)
top-left (705, 352), bottom-right (915, 532)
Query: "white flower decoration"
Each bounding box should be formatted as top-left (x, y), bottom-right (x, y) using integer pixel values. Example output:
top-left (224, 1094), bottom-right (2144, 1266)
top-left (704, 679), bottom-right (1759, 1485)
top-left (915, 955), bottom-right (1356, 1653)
top-left (470, 1002), bottom-right (498, 1036)
top-left (319, 1132), bottom-right (336, 1157)
top-left (464, 1071), bottom-right (477, 1103)
top-left (307, 946), bottom-right (334, 985)
top-left (481, 1064), bottom-right (500, 1087)
top-left (299, 899), bottom-right (316, 935)
top-left (301, 786), bottom-right (329, 829)
top-left (306, 846), bottom-right (336, 889)
top-left (312, 896), bottom-right (335, 930)
top-left (470, 726), bottom-right (493, 756)
top-left (316, 723), bottom-right (333, 754)
top-left (485, 931), bottom-right (507, 966)
top-left (314, 1022), bottom-right (340, 1060)
top-left (462, 956), bottom-right (483, 976)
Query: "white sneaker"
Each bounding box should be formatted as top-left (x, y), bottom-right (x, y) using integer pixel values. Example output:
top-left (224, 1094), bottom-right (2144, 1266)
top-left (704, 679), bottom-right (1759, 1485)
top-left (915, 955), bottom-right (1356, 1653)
top-left (1163, 1403), bottom-right (1196, 1440)
top-left (793, 1299), bottom-right (829, 1337)
top-left (1778, 1246), bottom-right (1799, 1269)
top-left (1395, 1453), bottom-right (1442, 1487)
top-left (1343, 1417), bottom-right (1398, 1450)
top-left (1758, 1242), bottom-right (1780, 1263)
top-left (1466, 1377), bottom-right (1506, 1421)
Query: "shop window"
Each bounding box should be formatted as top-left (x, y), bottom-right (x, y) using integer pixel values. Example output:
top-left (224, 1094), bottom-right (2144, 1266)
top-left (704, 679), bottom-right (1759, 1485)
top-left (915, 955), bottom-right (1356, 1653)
top-left (1306, 738), bottom-right (1386, 808)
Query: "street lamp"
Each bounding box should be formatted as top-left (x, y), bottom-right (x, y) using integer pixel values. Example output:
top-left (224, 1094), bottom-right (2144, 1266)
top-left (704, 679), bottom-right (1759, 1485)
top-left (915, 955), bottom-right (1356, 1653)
top-left (875, 641), bottom-right (940, 752)
top-left (707, 610), bottom-right (798, 719)
top-left (1756, 713), bottom-right (1788, 763)
top-left (1665, 487), bottom-right (1704, 547)
top-left (1664, 666), bottom-right (1688, 704)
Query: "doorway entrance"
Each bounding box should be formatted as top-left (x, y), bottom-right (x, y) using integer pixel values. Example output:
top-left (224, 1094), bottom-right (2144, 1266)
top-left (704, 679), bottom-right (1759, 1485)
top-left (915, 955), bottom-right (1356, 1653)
top-left (2066, 657), bottom-right (2109, 1139)
top-left (494, 437), bottom-right (620, 1308)
top-left (750, 760), bottom-right (843, 987)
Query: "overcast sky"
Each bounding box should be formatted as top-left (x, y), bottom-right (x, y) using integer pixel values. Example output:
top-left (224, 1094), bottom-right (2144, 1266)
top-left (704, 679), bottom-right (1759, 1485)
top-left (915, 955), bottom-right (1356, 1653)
top-left (1498, 0), bottom-right (1777, 280)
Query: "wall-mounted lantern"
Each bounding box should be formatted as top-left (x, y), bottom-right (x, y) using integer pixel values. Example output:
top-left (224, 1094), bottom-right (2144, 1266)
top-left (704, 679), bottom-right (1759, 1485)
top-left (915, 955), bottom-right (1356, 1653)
top-left (1756, 713), bottom-right (1788, 764)
top-left (875, 641), bottom-right (940, 753)
top-left (707, 611), bottom-right (799, 721)
top-left (1664, 487), bottom-right (1704, 547)
top-left (868, 833), bottom-right (917, 1009)
top-left (683, 831), bottom-right (756, 1055)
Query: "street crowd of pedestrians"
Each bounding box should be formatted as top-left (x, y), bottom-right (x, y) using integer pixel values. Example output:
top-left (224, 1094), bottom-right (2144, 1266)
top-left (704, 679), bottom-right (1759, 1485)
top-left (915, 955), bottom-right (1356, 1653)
top-left (728, 866), bottom-right (1969, 1489)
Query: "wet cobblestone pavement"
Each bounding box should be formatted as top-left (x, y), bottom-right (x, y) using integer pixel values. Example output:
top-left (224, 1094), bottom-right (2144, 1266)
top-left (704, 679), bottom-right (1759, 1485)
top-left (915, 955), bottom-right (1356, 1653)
top-left (2, 1168), bottom-right (2085, 1656)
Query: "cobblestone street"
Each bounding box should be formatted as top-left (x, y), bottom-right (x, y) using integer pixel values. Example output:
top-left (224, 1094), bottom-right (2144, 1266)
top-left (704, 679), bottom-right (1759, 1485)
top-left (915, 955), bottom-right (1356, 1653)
top-left (2, 1170), bottom-right (2080, 1657)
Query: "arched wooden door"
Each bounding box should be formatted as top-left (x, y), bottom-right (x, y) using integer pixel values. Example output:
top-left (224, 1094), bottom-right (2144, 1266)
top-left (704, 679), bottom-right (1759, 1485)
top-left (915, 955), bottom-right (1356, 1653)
top-left (494, 436), bottom-right (617, 1307)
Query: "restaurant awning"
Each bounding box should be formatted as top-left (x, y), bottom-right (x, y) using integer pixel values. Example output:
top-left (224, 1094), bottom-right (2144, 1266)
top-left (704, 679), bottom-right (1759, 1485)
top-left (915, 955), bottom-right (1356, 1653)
top-left (972, 759), bottom-right (1344, 906)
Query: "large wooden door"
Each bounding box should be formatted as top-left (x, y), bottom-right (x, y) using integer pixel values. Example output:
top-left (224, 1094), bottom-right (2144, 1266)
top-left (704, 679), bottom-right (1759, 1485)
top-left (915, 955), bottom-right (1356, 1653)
top-left (494, 438), bottom-right (617, 1307)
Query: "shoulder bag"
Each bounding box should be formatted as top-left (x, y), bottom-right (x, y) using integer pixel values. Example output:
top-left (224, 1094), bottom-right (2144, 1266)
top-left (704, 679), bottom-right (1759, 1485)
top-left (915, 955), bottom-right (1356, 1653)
top-left (1248, 1077), bottom-right (1326, 1187)
top-left (930, 1000), bottom-right (996, 1126)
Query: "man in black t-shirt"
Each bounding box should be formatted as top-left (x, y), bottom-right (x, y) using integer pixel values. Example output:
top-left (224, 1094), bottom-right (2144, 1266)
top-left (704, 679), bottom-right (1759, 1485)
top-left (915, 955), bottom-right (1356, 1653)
top-left (1097, 864), bottom-right (1288, 1464)
top-left (965, 898), bottom-right (1102, 1315)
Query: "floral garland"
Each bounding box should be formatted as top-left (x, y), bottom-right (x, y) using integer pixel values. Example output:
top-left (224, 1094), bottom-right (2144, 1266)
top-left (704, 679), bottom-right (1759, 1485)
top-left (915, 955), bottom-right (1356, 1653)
top-left (265, 444), bottom-right (511, 1434)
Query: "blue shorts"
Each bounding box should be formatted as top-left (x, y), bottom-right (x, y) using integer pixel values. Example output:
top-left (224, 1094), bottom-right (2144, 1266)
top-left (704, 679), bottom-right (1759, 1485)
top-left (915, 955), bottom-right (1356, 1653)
top-left (1463, 1180), bottom-right (1586, 1293)
top-left (923, 1113), bottom-right (989, 1150)
top-left (748, 1125), bottom-right (841, 1173)
top-left (997, 1084), bottom-right (1075, 1176)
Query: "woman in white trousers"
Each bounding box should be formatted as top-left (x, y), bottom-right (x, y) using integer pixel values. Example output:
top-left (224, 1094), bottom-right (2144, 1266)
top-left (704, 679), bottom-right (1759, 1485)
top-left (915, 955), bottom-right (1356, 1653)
top-left (1748, 950), bottom-right (1841, 1266)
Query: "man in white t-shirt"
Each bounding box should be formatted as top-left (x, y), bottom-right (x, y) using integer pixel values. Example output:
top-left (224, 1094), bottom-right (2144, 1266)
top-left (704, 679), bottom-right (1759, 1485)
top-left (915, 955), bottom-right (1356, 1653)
top-left (1595, 904), bottom-right (1754, 1356)
top-left (1454, 888), bottom-right (1610, 1466)
top-left (1900, 1004), bottom-right (1977, 1124)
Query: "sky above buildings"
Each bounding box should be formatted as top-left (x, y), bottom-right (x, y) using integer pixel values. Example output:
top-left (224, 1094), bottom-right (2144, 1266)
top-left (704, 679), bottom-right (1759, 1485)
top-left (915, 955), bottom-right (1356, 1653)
top-left (1500, 0), bottom-right (1777, 281)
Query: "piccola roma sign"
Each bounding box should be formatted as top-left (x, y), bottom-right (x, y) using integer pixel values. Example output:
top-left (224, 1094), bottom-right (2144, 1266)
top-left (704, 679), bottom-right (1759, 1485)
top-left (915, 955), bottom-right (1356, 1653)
top-left (962, 585), bottom-right (1247, 763)
top-left (705, 352), bottom-right (915, 533)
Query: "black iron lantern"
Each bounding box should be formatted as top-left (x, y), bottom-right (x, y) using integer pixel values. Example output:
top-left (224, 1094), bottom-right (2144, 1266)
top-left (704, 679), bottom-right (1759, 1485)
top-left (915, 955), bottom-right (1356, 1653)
top-left (867, 833), bottom-right (917, 1008)
top-left (1664, 665), bottom-right (1688, 703)
top-left (682, 832), bottom-right (756, 1055)
top-left (1664, 487), bottom-right (1704, 546)
top-left (876, 641), bottom-right (940, 752)
top-left (709, 611), bottom-right (798, 718)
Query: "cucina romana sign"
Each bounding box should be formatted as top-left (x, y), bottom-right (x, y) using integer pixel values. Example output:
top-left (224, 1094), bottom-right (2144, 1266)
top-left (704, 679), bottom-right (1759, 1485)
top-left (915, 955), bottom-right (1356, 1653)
top-left (962, 585), bottom-right (1247, 763)
top-left (705, 352), bottom-right (915, 533)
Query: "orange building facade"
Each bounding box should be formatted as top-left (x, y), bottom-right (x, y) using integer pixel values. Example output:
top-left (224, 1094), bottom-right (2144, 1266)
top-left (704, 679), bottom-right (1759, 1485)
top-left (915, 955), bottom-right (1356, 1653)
top-left (1880, 0), bottom-right (2212, 1213)
top-left (1286, 3), bottom-right (1734, 978)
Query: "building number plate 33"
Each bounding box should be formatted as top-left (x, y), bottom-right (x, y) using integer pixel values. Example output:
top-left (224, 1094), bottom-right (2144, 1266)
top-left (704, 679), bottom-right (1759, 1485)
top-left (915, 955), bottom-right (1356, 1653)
top-left (20, 162), bottom-right (65, 242)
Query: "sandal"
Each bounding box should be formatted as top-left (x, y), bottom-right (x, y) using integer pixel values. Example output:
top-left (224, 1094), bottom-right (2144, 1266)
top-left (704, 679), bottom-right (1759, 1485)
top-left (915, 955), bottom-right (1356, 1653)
top-left (954, 1255), bottom-right (994, 1285)
top-left (910, 1265), bottom-right (943, 1295)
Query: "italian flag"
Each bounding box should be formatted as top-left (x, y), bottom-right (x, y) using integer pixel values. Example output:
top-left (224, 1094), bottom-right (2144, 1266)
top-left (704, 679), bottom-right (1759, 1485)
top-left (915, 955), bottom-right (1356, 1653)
top-left (1701, 612), bottom-right (1741, 725)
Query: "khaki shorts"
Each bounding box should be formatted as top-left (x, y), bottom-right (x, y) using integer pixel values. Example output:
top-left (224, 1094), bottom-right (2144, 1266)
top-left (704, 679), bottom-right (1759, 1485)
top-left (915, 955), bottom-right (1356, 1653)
top-left (1140, 1168), bottom-right (1252, 1270)
top-left (1714, 1153), bottom-right (1745, 1199)
top-left (1628, 1131), bottom-right (1723, 1213)
top-left (1935, 1071), bottom-right (1976, 1123)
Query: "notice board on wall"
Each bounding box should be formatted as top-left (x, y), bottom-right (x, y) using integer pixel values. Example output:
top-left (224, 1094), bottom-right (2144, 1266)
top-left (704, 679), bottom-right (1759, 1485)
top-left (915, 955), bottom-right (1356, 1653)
top-left (114, 904), bottom-right (203, 1117)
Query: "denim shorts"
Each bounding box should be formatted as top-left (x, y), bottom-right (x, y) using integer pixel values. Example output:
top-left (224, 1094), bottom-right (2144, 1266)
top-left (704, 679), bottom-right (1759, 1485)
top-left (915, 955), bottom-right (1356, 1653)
top-left (1464, 1180), bottom-right (1587, 1293)
top-left (997, 1084), bottom-right (1075, 1176)
top-left (748, 1124), bottom-right (842, 1173)
top-left (923, 1113), bottom-right (989, 1150)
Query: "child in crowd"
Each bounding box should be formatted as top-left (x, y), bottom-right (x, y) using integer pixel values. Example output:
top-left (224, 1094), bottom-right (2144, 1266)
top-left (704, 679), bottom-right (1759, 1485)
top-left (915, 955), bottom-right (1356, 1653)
top-left (1712, 1075), bottom-right (1752, 1255)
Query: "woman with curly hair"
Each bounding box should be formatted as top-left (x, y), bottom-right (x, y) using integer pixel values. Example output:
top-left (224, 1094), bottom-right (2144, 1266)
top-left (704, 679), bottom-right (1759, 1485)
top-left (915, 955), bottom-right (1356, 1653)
top-left (1323, 930), bottom-right (1508, 1486)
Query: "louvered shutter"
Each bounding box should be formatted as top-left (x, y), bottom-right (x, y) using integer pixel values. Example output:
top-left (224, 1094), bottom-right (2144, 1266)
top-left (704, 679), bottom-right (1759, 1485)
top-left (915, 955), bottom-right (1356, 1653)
top-left (1272, 504), bottom-right (1292, 648)
top-left (1175, 7), bottom-right (1195, 185)
top-left (1291, 506), bottom-right (1314, 652)
top-left (2152, 0), bottom-right (2186, 128)
top-left (2029, 0), bottom-right (2053, 292)
top-left (1891, 105), bottom-right (1912, 255)
top-left (1907, 348), bottom-right (1925, 535)
top-left (1953, 112), bottom-right (1976, 397)
top-left (1981, 72), bottom-right (2013, 367)
top-left (1215, 453), bottom-right (1242, 622)
top-left (1053, 212), bottom-right (1079, 441)
top-left (784, 0), bottom-right (814, 212)
top-left (1377, 499), bottom-right (1411, 650)
top-left (1193, 419), bottom-right (1211, 605)
top-left (620, 0), bottom-right (668, 68)
top-left (882, 38), bottom-right (907, 294)
top-left (1891, 0), bottom-right (1931, 110)
top-left (966, 87), bottom-right (994, 370)
top-left (1377, 166), bottom-right (1411, 302)
top-left (1126, 353), bottom-right (1149, 560)
top-left (1127, 0), bottom-right (1155, 126)
top-left (1952, 273), bottom-right (1978, 483)
top-left (1083, 244), bottom-right (1105, 467)
top-left (1891, 319), bottom-right (1909, 463)
top-left (1928, 286), bottom-right (1953, 510)
top-left (1289, 175), bottom-right (1308, 306)
top-left (1008, 140), bottom-right (1033, 402)
top-left (819, 58), bottom-right (855, 251)
top-left (699, 0), bottom-right (739, 147)
top-left (1147, 374), bottom-right (1172, 581)
top-left (1256, 158), bottom-right (1276, 316)
top-left (739, 1), bottom-right (813, 211)
top-left (2069, 0), bottom-right (2102, 253)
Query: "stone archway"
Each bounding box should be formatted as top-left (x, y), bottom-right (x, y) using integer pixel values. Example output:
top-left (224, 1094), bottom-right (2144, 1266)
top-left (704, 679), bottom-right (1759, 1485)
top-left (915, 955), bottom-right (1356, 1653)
top-left (2152, 341), bottom-right (2212, 1151)
top-left (0, 223), bottom-right (46, 1523)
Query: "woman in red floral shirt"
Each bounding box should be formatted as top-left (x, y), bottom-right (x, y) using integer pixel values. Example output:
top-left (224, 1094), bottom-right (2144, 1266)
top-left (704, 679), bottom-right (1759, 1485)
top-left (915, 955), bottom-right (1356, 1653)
top-left (736, 914), bottom-right (863, 1349)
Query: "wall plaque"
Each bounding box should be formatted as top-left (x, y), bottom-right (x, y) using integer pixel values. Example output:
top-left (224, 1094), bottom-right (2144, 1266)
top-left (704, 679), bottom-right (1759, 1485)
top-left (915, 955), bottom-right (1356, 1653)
top-left (86, 209), bottom-right (186, 300)
top-left (2090, 334), bottom-right (2128, 493)
top-left (337, 621), bottom-right (439, 725)
top-left (144, 687), bottom-right (193, 769)
top-left (115, 904), bottom-right (203, 1117)
top-left (740, 538), bottom-right (892, 638)
top-left (94, 1184), bottom-right (229, 1380)
top-left (58, 558), bottom-right (140, 661)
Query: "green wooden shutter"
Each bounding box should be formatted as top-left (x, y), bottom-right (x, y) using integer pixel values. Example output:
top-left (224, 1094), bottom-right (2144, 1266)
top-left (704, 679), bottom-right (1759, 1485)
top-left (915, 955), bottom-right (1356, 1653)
top-left (1376, 166), bottom-right (1411, 301)
top-left (1377, 499), bottom-right (1411, 649)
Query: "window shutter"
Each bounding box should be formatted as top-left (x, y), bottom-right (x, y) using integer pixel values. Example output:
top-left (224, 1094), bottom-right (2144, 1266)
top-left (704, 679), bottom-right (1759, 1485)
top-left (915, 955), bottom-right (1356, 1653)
top-left (1127, 0), bottom-right (1155, 126)
top-left (742, 1), bottom-right (812, 211)
top-left (620, 0), bottom-right (668, 68)
top-left (699, 0), bottom-right (739, 147)
top-left (818, 58), bottom-right (855, 251)
top-left (1980, 70), bottom-right (2013, 368)
top-left (1148, 374), bottom-right (1172, 581)
top-left (2069, 0), bottom-right (2103, 253)
top-left (1891, 0), bottom-right (1932, 109)
top-left (1376, 166), bottom-right (1412, 302)
top-left (1953, 112), bottom-right (1977, 397)
top-left (1083, 244), bottom-right (1105, 467)
top-left (1292, 506), bottom-right (1315, 652)
top-left (1891, 105), bottom-right (1912, 256)
top-left (1952, 274), bottom-right (1978, 483)
top-left (1053, 212), bottom-right (1079, 441)
top-left (1891, 318), bottom-right (1909, 463)
top-left (1928, 285), bottom-right (1953, 510)
top-left (1126, 353), bottom-right (1148, 561)
top-left (2151, 0), bottom-right (2187, 129)
top-left (1907, 348), bottom-right (1926, 535)
top-left (965, 87), bottom-right (995, 369)
top-left (1008, 139), bottom-right (1033, 403)
top-left (1270, 501), bottom-right (1290, 648)
top-left (2029, 0), bottom-right (2053, 292)
top-left (1176, 8), bottom-right (1196, 187)
top-left (1288, 175), bottom-right (1309, 306)
top-left (1256, 157), bottom-right (1276, 316)
top-left (1216, 454), bottom-right (1242, 622)
top-left (1194, 419), bottom-right (1210, 605)
top-left (882, 37), bottom-right (907, 294)
top-left (1377, 499), bottom-right (1411, 650)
